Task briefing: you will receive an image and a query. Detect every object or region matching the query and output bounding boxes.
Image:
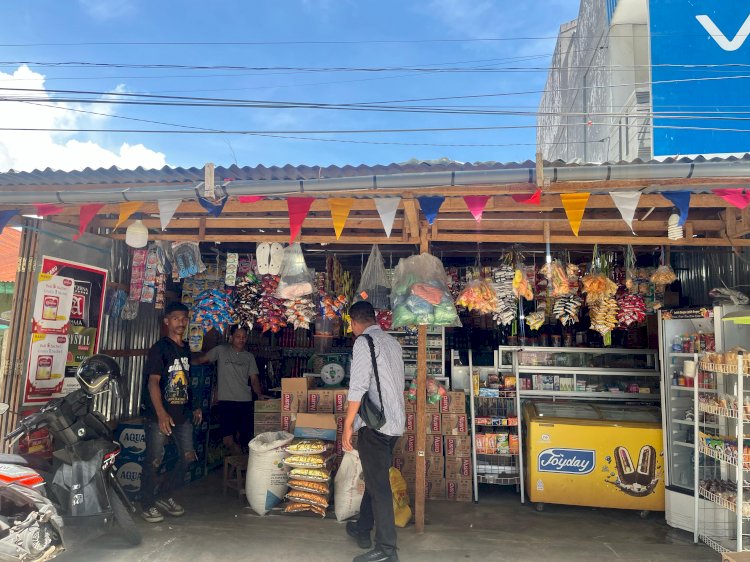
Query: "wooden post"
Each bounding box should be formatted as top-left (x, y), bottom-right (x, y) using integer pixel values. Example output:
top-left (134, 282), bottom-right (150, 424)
top-left (415, 227), bottom-right (429, 534)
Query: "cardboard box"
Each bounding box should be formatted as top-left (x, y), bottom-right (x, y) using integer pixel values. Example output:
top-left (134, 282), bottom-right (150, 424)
top-left (440, 391), bottom-right (466, 414)
top-left (425, 456), bottom-right (444, 478)
top-left (445, 457), bottom-right (472, 479)
top-left (444, 435), bottom-right (472, 456)
top-left (253, 423), bottom-right (280, 437)
top-left (335, 414), bottom-right (346, 435)
top-left (405, 413), bottom-right (442, 434)
top-left (427, 477), bottom-right (446, 500)
top-left (254, 399), bottom-right (281, 413)
top-left (307, 389), bottom-right (334, 413)
top-left (254, 412), bottom-right (280, 425)
top-left (442, 414), bottom-right (469, 435)
top-left (293, 413), bottom-right (337, 441)
top-left (425, 401), bottom-right (439, 414)
top-left (114, 420), bottom-right (146, 461)
top-left (397, 434), bottom-right (443, 456)
top-left (281, 378), bottom-right (314, 413)
top-left (404, 391), bottom-right (415, 413)
top-left (280, 413), bottom-right (296, 434)
top-left (723, 553), bottom-right (750, 562)
top-left (446, 479), bottom-right (472, 502)
top-left (334, 389), bottom-right (349, 413)
top-left (392, 453), bottom-right (416, 476)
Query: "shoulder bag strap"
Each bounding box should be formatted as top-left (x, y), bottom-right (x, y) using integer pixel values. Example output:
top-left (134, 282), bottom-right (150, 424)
top-left (361, 334), bottom-right (384, 415)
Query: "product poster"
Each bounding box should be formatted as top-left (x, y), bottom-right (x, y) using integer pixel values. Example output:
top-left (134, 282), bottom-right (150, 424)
top-left (25, 333), bottom-right (69, 395)
top-left (24, 256), bottom-right (108, 404)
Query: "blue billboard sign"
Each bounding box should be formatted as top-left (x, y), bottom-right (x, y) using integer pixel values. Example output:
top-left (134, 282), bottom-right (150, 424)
top-left (649, 1), bottom-right (750, 156)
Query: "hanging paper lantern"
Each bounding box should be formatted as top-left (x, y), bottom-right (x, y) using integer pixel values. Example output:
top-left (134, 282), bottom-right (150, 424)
top-left (125, 220), bottom-right (149, 248)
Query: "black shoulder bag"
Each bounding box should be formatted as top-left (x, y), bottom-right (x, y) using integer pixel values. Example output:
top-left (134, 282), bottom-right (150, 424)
top-left (358, 334), bottom-right (386, 431)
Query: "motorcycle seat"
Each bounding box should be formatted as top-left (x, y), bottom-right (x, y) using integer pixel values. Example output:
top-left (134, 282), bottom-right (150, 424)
top-left (0, 453), bottom-right (30, 466)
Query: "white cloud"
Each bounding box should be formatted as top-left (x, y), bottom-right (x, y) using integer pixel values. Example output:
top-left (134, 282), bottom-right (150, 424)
top-left (0, 65), bottom-right (167, 172)
top-left (78, 0), bottom-right (136, 21)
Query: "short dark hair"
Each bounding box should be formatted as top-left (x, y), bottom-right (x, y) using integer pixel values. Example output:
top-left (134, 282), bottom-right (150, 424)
top-left (164, 301), bottom-right (189, 317)
top-left (230, 324), bottom-right (248, 336)
top-left (349, 301), bottom-right (376, 324)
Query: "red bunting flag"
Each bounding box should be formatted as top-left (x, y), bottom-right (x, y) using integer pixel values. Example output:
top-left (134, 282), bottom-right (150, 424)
top-left (511, 189), bottom-right (541, 205)
top-left (713, 189), bottom-right (750, 210)
top-left (74, 203), bottom-right (105, 240)
top-left (463, 195), bottom-right (491, 222)
top-left (238, 195), bottom-right (266, 204)
top-left (33, 203), bottom-right (64, 216)
top-left (287, 197), bottom-right (315, 243)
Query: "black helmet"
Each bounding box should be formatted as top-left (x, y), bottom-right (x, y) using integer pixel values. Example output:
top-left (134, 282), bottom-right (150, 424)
top-left (76, 354), bottom-right (124, 399)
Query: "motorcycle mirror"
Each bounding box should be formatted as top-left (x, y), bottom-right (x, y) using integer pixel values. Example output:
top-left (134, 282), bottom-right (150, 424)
top-left (0, 403), bottom-right (9, 415)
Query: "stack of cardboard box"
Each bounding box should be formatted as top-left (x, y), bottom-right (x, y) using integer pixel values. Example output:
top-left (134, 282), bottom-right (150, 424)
top-left (253, 399), bottom-right (281, 436)
top-left (392, 390), bottom-right (472, 502)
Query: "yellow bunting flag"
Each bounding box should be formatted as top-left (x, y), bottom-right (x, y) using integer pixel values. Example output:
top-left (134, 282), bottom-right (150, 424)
top-left (560, 193), bottom-right (590, 236)
top-left (115, 201), bottom-right (144, 230)
top-left (328, 198), bottom-right (354, 239)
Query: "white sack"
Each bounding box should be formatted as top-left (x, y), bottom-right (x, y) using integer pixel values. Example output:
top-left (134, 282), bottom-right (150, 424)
top-left (335, 449), bottom-right (365, 521)
top-left (246, 431), bottom-right (294, 515)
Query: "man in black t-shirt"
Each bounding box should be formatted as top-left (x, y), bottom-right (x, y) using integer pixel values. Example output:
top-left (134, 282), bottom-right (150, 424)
top-left (140, 302), bottom-right (202, 523)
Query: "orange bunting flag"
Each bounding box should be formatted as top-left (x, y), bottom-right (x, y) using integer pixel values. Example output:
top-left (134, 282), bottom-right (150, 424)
top-left (75, 203), bottom-right (105, 240)
top-left (328, 198), bottom-right (354, 240)
top-left (287, 197), bottom-right (315, 243)
top-left (560, 193), bottom-right (590, 236)
top-left (115, 201), bottom-right (143, 230)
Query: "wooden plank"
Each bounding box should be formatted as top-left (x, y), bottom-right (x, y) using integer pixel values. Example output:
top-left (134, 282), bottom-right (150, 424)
top-left (432, 233), bottom-right (750, 246)
top-left (403, 199), bottom-right (420, 239)
top-left (110, 233), bottom-right (418, 244)
top-left (415, 228), bottom-right (429, 535)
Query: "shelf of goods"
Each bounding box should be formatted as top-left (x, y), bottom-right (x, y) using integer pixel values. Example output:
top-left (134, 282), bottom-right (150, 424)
top-left (694, 352), bottom-right (748, 554)
top-left (498, 346), bottom-right (660, 402)
top-left (468, 350), bottom-right (524, 503)
top-left (389, 328), bottom-right (448, 388)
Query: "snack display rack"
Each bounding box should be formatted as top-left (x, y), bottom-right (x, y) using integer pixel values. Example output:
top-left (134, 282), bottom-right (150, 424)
top-left (389, 327), bottom-right (447, 389)
top-left (694, 352), bottom-right (747, 554)
top-left (468, 350), bottom-right (524, 503)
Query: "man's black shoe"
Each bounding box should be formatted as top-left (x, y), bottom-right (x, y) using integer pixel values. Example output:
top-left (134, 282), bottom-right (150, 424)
top-left (346, 521), bottom-right (372, 549)
top-left (352, 548), bottom-right (399, 562)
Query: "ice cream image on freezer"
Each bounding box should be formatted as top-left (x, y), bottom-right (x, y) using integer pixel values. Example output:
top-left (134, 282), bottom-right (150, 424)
top-left (42, 295), bottom-right (59, 321)
top-left (606, 445), bottom-right (660, 497)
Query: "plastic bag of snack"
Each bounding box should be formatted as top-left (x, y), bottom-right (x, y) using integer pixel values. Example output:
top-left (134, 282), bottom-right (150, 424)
top-left (356, 244), bottom-right (391, 309)
top-left (276, 243), bottom-right (315, 299)
top-left (289, 468), bottom-right (331, 483)
top-left (456, 279), bottom-right (498, 314)
top-left (285, 490), bottom-right (329, 508)
top-left (285, 440), bottom-right (331, 455)
top-left (288, 479), bottom-right (331, 496)
top-left (390, 253), bottom-right (460, 328)
top-left (284, 502), bottom-right (327, 518)
top-left (284, 454), bottom-right (331, 469)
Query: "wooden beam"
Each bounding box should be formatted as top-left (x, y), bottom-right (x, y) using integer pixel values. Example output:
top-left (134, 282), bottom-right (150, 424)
top-left (110, 233), bottom-right (418, 244)
top-left (432, 233), bottom-right (750, 247)
top-left (403, 199), bottom-right (420, 240)
top-left (415, 225), bottom-right (430, 535)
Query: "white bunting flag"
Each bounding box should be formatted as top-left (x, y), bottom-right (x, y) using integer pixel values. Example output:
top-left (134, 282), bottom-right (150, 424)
top-left (375, 197), bottom-right (401, 238)
top-left (158, 199), bottom-right (182, 231)
top-left (609, 191), bottom-right (641, 233)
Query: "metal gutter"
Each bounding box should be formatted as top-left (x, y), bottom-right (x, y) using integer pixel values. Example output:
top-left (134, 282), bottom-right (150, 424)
top-left (0, 160), bottom-right (747, 205)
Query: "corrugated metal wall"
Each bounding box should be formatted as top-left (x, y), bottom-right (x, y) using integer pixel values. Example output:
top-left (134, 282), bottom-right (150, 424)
top-left (672, 249), bottom-right (750, 307)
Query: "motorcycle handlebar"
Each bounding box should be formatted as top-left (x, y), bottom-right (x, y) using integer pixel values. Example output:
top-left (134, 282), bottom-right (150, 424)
top-left (4, 425), bottom-right (24, 442)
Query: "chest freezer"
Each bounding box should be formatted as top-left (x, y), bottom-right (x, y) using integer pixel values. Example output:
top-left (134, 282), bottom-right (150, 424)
top-left (525, 401), bottom-right (665, 512)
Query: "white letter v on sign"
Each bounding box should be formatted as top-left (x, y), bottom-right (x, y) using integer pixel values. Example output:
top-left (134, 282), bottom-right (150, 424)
top-left (696, 14), bottom-right (750, 52)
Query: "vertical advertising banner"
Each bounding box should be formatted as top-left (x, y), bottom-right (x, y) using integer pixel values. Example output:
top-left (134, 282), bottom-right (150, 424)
top-left (650, 0), bottom-right (750, 156)
top-left (24, 256), bottom-right (108, 404)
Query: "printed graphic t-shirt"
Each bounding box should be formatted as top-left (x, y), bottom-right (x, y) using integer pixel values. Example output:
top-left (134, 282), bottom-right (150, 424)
top-left (204, 344), bottom-right (259, 402)
top-left (143, 337), bottom-right (193, 424)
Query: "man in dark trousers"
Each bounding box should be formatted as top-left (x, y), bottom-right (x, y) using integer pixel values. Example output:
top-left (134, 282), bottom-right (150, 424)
top-left (342, 301), bottom-right (405, 562)
top-left (140, 301), bottom-right (202, 523)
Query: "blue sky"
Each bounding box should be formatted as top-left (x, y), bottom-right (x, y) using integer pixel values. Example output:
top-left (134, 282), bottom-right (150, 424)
top-left (0, 0), bottom-right (580, 171)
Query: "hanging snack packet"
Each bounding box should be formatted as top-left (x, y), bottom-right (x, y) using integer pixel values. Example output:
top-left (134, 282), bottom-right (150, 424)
top-left (276, 243), bottom-right (315, 299)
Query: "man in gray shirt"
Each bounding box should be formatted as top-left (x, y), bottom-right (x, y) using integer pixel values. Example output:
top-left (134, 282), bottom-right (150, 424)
top-left (342, 301), bottom-right (405, 562)
top-left (196, 325), bottom-right (269, 455)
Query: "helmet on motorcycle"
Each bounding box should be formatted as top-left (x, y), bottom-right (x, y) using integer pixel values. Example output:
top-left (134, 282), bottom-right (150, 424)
top-left (76, 354), bottom-right (124, 398)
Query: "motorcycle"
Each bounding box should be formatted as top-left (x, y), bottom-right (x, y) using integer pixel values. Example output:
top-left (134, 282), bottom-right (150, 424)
top-left (0, 354), bottom-right (141, 561)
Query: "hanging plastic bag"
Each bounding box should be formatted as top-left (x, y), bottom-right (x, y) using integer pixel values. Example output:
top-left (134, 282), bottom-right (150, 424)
top-left (391, 253), bottom-right (460, 328)
top-left (171, 241), bottom-right (206, 279)
top-left (356, 245), bottom-right (391, 309)
top-left (389, 468), bottom-right (412, 528)
top-left (456, 279), bottom-right (497, 314)
top-left (276, 243), bottom-right (315, 299)
top-left (334, 450), bottom-right (365, 522)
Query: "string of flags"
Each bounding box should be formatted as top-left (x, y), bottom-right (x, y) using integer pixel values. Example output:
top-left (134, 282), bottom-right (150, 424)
top-left (0, 187), bottom-right (747, 240)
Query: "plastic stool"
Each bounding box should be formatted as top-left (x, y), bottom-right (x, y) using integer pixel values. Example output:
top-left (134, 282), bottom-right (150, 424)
top-left (223, 455), bottom-right (248, 498)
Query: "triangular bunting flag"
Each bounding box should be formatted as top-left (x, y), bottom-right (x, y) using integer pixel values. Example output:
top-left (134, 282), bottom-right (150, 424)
top-left (287, 197), bottom-right (315, 242)
top-left (238, 195), bottom-right (266, 204)
top-left (463, 195), bottom-right (491, 222)
top-left (560, 193), bottom-right (590, 236)
top-left (713, 189), bottom-right (750, 210)
top-left (115, 201), bottom-right (143, 230)
top-left (609, 191), bottom-right (641, 232)
top-left (158, 199), bottom-right (182, 231)
top-left (198, 196), bottom-right (228, 218)
top-left (0, 210), bottom-right (18, 233)
top-left (511, 189), bottom-right (541, 205)
top-left (661, 191), bottom-right (691, 226)
top-left (33, 203), bottom-right (63, 217)
top-left (417, 196), bottom-right (445, 225)
top-left (74, 203), bottom-right (105, 240)
top-left (328, 198), bottom-right (354, 240)
top-left (374, 198), bottom-right (400, 238)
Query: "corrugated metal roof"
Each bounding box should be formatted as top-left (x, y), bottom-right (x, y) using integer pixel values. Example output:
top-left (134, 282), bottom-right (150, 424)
top-left (0, 153), bottom-right (745, 189)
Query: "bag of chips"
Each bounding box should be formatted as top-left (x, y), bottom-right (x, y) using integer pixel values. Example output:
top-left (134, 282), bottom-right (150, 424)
top-left (284, 502), bottom-right (326, 518)
top-left (288, 479), bottom-right (330, 496)
top-left (289, 468), bottom-right (331, 483)
top-left (285, 490), bottom-right (329, 509)
top-left (284, 440), bottom-right (330, 455)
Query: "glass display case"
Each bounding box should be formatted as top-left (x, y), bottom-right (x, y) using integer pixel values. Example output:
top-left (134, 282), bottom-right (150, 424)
top-left (499, 347), bottom-right (660, 402)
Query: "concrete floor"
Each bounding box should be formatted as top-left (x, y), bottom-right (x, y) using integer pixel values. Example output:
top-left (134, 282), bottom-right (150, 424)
top-left (57, 473), bottom-right (714, 562)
